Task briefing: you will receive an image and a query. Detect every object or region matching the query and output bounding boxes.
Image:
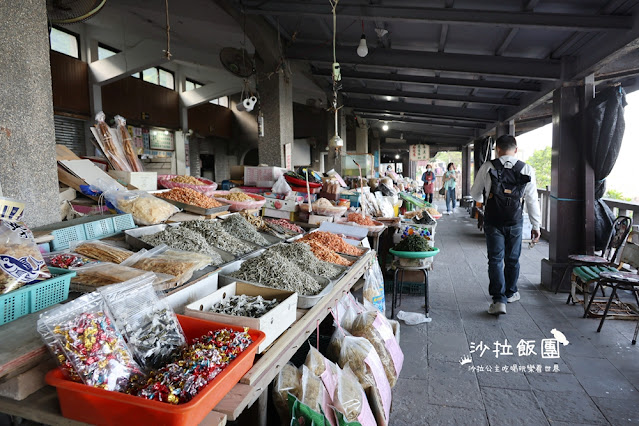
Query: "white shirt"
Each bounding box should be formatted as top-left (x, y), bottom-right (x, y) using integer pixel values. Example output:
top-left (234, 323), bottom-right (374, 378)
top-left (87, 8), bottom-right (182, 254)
top-left (470, 155), bottom-right (541, 230)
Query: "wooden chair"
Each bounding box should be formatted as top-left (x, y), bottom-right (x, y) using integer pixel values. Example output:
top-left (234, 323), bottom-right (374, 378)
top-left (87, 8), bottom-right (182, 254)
top-left (583, 238), bottom-right (639, 344)
top-left (562, 216), bottom-right (632, 306)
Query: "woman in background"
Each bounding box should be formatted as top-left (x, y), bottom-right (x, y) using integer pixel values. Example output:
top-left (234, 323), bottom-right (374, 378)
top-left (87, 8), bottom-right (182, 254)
top-left (421, 164), bottom-right (435, 204)
top-left (443, 162), bottom-right (457, 214)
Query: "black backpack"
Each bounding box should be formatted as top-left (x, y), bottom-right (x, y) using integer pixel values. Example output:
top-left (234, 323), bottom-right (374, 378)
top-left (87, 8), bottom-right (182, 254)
top-left (484, 159), bottom-right (531, 226)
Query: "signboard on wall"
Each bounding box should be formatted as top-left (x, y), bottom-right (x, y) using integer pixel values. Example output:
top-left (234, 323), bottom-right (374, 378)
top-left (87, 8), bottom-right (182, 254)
top-left (409, 144), bottom-right (430, 161)
top-left (284, 143), bottom-right (292, 170)
top-left (149, 130), bottom-right (175, 151)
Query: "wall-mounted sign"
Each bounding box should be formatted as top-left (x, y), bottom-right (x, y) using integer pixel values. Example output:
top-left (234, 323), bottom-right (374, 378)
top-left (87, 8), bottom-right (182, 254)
top-left (409, 144), bottom-right (430, 161)
top-left (141, 112), bottom-right (150, 120)
top-left (149, 130), bottom-right (175, 151)
top-left (284, 143), bottom-right (292, 170)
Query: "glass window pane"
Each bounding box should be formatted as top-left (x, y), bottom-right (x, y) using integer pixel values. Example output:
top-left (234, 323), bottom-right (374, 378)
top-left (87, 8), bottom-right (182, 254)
top-left (185, 81), bottom-right (195, 91)
top-left (143, 68), bottom-right (158, 85)
top-left (210, 98), bottom-right (219, 105)
top-left (159, 69), bottom-right (174, 89)
top-left (131, 73), bottom-right (140, 78)
top-left (219, 96), bottom-right (229, 108)
top-left (195, 83), bottom-right (202, 89)
top-left (98, 46), bottom-right (117, 60)
top-left (50, 28), bottom-right (78, 58)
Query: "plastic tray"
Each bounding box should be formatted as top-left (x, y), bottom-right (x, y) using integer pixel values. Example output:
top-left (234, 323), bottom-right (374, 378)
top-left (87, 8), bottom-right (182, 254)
top-left (0, 267), bottom-right (75, 326)
top-left (390, 247), bottom-right (440, 259)
top-left (40, 214), bottom-right (137, 251)
top-left (46, 315), bottom-right (265, 426)
top-left (154, 196), bottom-right (231, 216)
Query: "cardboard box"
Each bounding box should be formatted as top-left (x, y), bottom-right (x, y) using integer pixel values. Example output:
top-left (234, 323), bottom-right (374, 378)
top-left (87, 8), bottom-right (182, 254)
top-left (108, 171), bottom-right (158, 191)
top-left (309, 214), bottom-right (333, 225)
top-left (263, 198), bottom-right (299, 212)
top-left (184, 282), bottom-right (297, 353)
top-left (263, 192), bottom-right (303, 202)
top-left (262, 208), bottom-right (299, 221)
top-left (244, 166), bottom-right (286, 187)
top-left (230, 165), bottom-right (245, 181)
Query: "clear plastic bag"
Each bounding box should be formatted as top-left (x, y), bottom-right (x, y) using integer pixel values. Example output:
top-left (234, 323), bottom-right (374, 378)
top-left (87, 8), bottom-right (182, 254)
top-left (94, 112), bottom-right (132, 172)
top-left (114, 115), bottom-right (144, 172)
top-left (0, 220), bottom-right (51, 294)
top-left (326, 325), bottom-right (351, 364)
top-left (71, 240), bottom-right (134, 264)
top-left (300, 365), bottom-right (326, 415)
top-left (100, 277), bottom-right (186, 371)
top-left (69, 263), bottom-right (175, 292)
top-left (337, 335), bottom-right (391, 425)
top-left (104, 190), bottom-right (179, 225)
top-left (272, 174), bottom-right (292, 194)
top-left (272, 362), bottom-right (302, 424)
top-left (333, 364), bottom-right (376, 426)
top-left (363, 260), bottom-right (385, 315)
top-left (121, 244), bottom-right (210, 286)
top-left (37, 292), bottom-right (141, 391)
top-left (351, 310), bottom-right (404, 388)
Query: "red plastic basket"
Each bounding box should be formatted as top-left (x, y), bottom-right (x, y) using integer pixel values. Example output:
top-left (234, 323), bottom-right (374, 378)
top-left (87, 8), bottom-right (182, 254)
top-left (46, 315), bottom-right (265, 426)
top-left (284, 175), bottom-right (322, 188)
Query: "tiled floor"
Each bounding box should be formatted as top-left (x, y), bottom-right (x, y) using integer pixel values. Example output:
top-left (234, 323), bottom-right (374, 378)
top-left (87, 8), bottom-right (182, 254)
top-left (389, 206), bottom-right (639, 425)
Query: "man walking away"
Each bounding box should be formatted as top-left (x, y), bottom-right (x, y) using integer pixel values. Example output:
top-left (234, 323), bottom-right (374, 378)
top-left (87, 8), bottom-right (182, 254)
top-left (470, 135), bottom-right (541, 315)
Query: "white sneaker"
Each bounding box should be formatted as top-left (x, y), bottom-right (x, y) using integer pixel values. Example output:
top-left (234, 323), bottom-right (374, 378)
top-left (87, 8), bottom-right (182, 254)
top-left (507, 292), bottom-right (520, 303)
top-left (488, 302), bottom-right (507, 315)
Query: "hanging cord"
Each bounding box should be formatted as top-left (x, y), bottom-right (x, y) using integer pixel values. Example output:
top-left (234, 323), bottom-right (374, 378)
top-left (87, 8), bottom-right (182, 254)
top-left (163, 0), bottom-right (172, 60)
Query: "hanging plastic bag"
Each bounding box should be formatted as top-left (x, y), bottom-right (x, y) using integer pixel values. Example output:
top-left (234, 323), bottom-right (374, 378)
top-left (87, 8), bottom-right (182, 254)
top-left (37, 292), bottom-right (142, 391)
top-left (94, 111), bottom-right (132, 172)
top-left (0, 220), bottom-right (51, 294)
top-left (272, 174), bottom-right (293, 194)
top-left (333, 364), bottom-right (376, 426)
top-left (114, 115), bottom-right (144, 172)
top-left (305, 346), bottom-right (339, 426)
top-left (363, 261), bottom-right (385, 315)
top-left (272, 362), bottom-right (302, 424)
top-left (351, 309), bottom-right (404, 388)
top-left (337, 336), bottom-right (391, 426)
top-left (100, 277), bottom-right (186, 370)
top-left (103, 190), bottom-right (179, 225)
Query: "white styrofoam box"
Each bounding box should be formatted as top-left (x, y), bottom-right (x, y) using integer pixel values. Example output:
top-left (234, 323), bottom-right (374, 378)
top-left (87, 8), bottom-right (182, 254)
top-left (244, 166), bottom-right (287, 187)
top-left (108, 171), bottom-right (158, 191)
top-left (164, 271), bottom-right (218, 314)
top-left (318, 222), bottom-right (369, 247)
top-left (262, 208), bottom-right (299, 221)
top-left (263, 198), bottom-right (299, 212)
top-left (309, 214), bottom-right (333, 225)
top-left (184, 281), bottom-right (297, 353)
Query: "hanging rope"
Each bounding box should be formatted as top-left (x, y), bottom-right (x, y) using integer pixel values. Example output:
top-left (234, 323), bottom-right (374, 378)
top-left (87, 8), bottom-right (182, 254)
top-left (163, 0), bottom-right (172, 60)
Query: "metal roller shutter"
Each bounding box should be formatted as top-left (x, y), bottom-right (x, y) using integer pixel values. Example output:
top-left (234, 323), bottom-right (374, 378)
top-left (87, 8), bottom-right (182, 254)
top-left (54, 115), bottom-right (87, 157)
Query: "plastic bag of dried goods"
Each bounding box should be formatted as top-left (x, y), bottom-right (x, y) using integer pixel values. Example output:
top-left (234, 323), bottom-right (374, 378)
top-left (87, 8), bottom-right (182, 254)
top-left (272, 362), bottom-right (302, 424)
top-left (104, 190), bottom-right (179, 225)
top-left (114, 115), bottom-right (144, 172)
top-left (363, 260), bottom-right (385, 315)
top-left (333, 364), bottom-right (376, 426)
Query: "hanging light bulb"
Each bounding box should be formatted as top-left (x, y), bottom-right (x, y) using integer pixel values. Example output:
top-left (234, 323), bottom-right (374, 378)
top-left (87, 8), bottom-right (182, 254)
top-left (395, 154), bottom-right (400, 159)
top-left (382, 123), bottom-right (389, 131)
top-left (357, 20), bottom-right (368, 58)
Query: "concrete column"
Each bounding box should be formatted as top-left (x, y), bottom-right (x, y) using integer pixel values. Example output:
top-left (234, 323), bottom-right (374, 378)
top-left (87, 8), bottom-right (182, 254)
top-left (257, 70), bottom-right (293, 166)
top-left (0, 0), bottom-right (60, 227)
top-left (355, 120), bottom-right (369, 153)
top-left (462, 145), bottom-right (472, 197)
top-left (541, 86), bottom-right (586, 291)
top-left (370, 132), bottom-right (381, 177)
top-left (496, 120), bottom-right (515, 137)
top-left (582, 74), bottom-right (596, 255)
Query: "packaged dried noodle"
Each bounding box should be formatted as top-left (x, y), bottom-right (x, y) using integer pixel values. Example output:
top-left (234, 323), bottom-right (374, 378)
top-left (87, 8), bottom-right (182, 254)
top-left (337, 336), bottom-right (391, 425)
top-left (0, 220), bottom-right (51, 294)
top-left (333, 364), bottom-right (376, 426)
top-left (300, 365), bottom-right (326, 415)
top-left (72, 240), bottom-right (134, 264)
top-left (114, 115), bottom-right (144, 172)
top-left (69, 263), bottom-right (175, 292)
top-left (351, 310), bottom-right (404, 388)
top-left (305, 346), bottom-right (340, 426)
top-left (121, 245), bottom-right (209, 286)
top-left (272, 362), bottom-right (302, 424)
top-left (326, 325), bottom-right (351, 364)
top-left (94, 111), bottom-right (132, 172)
top-left (105, 190), bottom-right (179, 226)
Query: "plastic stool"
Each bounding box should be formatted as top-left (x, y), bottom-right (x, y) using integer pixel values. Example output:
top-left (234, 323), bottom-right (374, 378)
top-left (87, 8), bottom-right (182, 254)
top-left (391, 261), bottom-right (430, 319)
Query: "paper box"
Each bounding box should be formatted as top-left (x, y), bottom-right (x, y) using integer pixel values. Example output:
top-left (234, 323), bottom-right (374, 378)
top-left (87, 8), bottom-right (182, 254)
top-left (244, 166), bottom-right (287, 187)
top-left (184, 281), bottom-right (297, 353)
top-left (263, 198), bottom-right (299, 212)
top-left (108, 171), bottom-right (158, 191)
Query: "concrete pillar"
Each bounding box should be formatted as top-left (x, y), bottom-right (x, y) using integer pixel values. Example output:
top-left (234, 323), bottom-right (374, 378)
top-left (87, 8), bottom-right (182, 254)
top-left (496, 120), bottom-right (515, 138)
top-left (541, 86), bottom-right (586, 291)
top-left (0, 0), bottom-right (60, 227)
top-left (462, 145), bottom-right (472, 197)
top-left (257, 70), bottom-right (293, 166)
top-left (582, 74), bottom-right (596, 255)
top-left (370, 132), bottom-right (381, 177)
top-left (355, 120), bottom-right (369, 153)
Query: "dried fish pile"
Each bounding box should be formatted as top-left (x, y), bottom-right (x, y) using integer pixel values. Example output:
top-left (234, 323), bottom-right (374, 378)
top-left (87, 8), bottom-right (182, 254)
top-left (229, 251), bottom-right (322, 295)
top-left (221, 215), bottom-right (271, 246)
top-left (210, 295), bottom-right (279, 318)
top-left (268, 243), bottom-right (342, 279)
top-left (181, 220), bottom-right (255, 256)
top-left (140, 226), bottom-right (223, 265)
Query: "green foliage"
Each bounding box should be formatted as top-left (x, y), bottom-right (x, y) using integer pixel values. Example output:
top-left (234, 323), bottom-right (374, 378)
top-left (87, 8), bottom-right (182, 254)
top-left (432, 151), bottom-right (462, 166)
top-left (605, 189), bottom-right (631, 201)
top-left (527, 146), bottom-right (552, 189)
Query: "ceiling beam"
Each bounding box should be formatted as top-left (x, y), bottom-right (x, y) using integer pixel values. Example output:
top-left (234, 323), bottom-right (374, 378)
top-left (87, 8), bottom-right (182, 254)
top-left (341, 86), bottom-right (520, 106)
top-left (367, 120), bottom-right (477, 137)
top-left (244, 3), bottom-right (633, 31)
top-left (355, 113), bottom-right (486, 129)
top-left (344, 98), bottom-right (499, 122)
top-left (313, 68), bottom-right (541, 92)
top-left (291, 44), bottom-right (561, 80)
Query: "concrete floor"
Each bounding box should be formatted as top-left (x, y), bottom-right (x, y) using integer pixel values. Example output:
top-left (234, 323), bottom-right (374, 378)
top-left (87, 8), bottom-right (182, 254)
top-left (388, 206), bottom-right (639, 425)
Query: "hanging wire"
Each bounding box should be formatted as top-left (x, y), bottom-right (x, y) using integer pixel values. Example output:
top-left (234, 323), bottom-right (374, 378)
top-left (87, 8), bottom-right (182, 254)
top-left (163, 0), bottom-right (172, 59)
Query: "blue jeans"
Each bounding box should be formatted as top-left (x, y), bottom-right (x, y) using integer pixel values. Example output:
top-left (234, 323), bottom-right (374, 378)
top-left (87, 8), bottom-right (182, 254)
top-left (485, 222), bottom-right (523, 303)
top-left (445, 188), bottom-right (456, 212)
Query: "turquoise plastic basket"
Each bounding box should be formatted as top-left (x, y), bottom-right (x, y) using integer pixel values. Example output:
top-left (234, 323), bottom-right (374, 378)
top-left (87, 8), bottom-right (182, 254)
top-left (0, 267), bottom-right (75, 326)
top-left (50, 214), bottom-right (136, 251)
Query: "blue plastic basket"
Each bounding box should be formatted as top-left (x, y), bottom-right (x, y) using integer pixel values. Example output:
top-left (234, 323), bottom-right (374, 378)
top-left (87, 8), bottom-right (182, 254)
top-left (0, 267), bottom-right (76, 326)
top-left (342, 193), bottom-right (361, 208)
top-left (50, 214), bottom-right (136, 251)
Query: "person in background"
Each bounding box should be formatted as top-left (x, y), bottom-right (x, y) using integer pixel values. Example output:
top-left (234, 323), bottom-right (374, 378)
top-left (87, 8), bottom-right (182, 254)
top-left (421, 164), bottom-right (436, 203)
top-left (443, 163), bottom-right (457, 214)
top-left (470, 135), bottom-right (541, 316)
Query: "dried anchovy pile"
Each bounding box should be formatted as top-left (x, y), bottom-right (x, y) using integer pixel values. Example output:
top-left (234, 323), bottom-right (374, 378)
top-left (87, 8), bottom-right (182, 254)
top-left (221, 215), bottom-right (271, 246)
top-left (210, 295), bottom-right (279, 318)
top-left (230, 251), bottom-right (322, 295)
top-left (267, 243), bottom-right (342, 279)
top-left (140, 227), bottom-right (223, 264)
top-left (181, 220), bottom-right (255, 256)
